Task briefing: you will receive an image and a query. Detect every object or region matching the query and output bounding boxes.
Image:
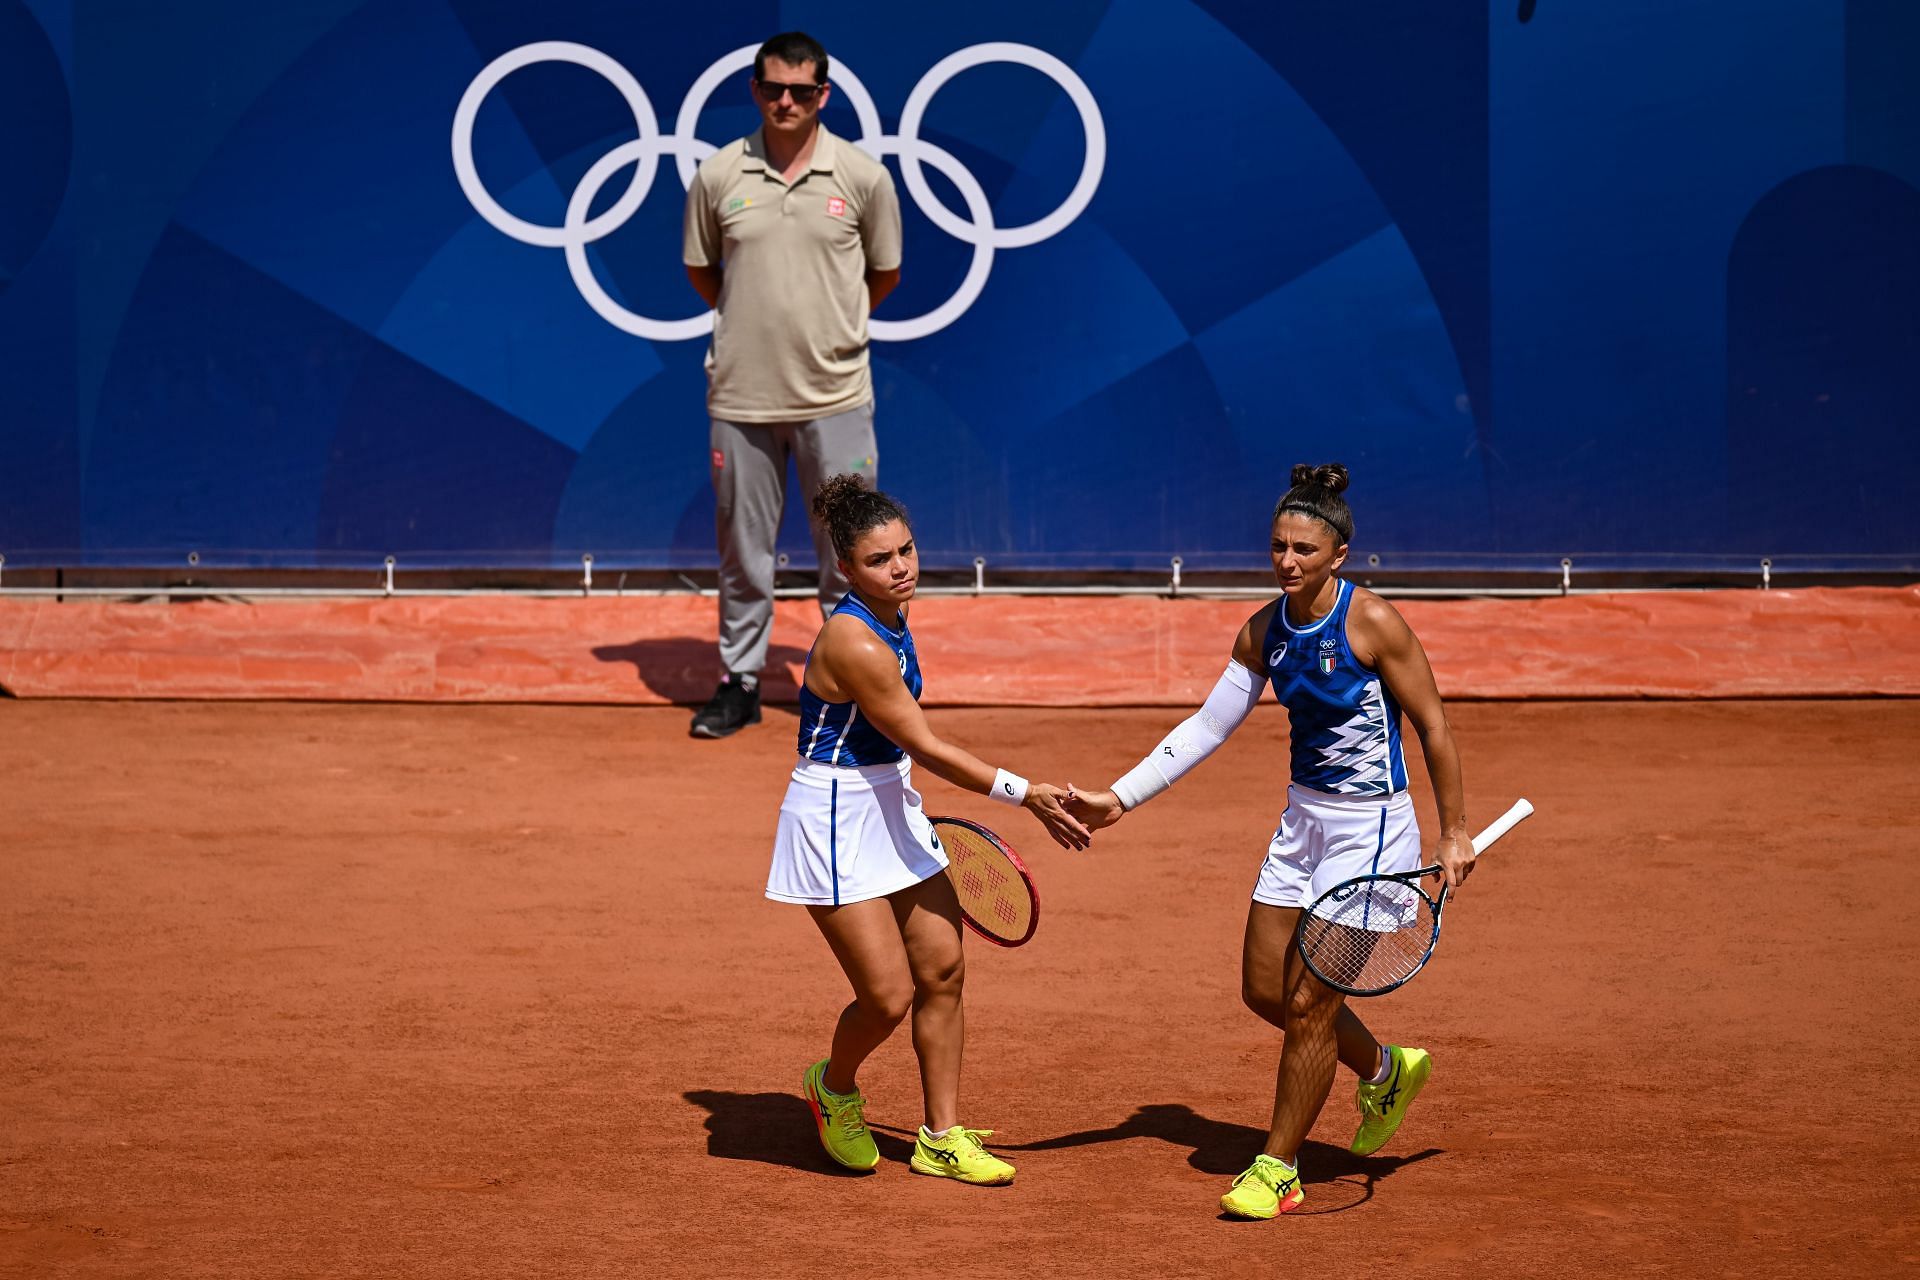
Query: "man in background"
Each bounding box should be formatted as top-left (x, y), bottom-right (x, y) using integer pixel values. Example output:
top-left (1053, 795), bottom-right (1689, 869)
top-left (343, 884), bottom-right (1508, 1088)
top-left (681, 30), bottom-right (902, 738)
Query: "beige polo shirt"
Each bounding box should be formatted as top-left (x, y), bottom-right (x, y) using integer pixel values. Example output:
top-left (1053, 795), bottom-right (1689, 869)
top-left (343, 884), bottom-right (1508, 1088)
top-left (683, 127), bottom-right (902, 423)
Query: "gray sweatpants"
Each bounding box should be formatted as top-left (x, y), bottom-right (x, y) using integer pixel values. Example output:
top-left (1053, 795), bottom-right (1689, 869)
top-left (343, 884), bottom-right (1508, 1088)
top-left (710, 402), bottom-right (878, 676)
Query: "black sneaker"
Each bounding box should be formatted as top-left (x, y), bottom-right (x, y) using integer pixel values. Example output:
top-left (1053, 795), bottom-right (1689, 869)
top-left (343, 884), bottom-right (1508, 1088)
top-left (689, 674), bottom-right (761, 739)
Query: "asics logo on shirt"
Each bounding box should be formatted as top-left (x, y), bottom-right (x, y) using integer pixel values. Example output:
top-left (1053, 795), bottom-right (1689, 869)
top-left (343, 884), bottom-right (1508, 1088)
top-left (1269, 645), bottom-right (1288, 666)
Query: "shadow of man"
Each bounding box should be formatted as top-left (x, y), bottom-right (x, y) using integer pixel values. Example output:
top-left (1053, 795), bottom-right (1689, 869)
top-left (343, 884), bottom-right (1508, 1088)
top-left (683, 1089), bottom-right (916, 1175)
top-left (594, 639), bottom-right (812, 706)
top-left (998, 1102), bottom-right (1441, 1213)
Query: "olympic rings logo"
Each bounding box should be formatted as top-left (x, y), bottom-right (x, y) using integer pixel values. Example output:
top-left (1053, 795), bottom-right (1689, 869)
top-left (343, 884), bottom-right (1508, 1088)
top-left (452, 41), bottom-right (1105, 342)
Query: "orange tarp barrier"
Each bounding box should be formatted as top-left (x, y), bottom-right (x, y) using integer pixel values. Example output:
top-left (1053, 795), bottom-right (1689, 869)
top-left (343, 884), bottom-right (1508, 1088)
top-left (0, 586), bottom-right (1915, 703)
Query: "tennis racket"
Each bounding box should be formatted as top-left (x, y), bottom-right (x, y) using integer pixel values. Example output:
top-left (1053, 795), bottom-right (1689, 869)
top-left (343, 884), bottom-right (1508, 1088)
top-left (930, 817), bottom-right (1039, 948)
top-left (1296, 798), bottom-right (1535, 996)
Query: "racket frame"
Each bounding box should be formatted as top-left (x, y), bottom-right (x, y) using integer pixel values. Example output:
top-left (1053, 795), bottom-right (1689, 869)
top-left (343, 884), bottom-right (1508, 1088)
top-left (1296, 798), bottom-right (1535, 996)
top-left (928, 815), bottom-right (1040, 948)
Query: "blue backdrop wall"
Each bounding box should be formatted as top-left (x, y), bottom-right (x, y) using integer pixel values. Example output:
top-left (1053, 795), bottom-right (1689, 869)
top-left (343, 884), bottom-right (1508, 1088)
top-left (3, 0), bottom-right (1917, 571)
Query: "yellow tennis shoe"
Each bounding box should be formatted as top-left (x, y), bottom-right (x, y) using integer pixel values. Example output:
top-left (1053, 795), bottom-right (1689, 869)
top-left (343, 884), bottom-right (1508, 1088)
top-left (802, 1059), bottom-right (879, 1172)
top-left (909, 1126), bottom-right (1015, 1185)
top-left (1220, 1154), bottom-right (1305, 1219)
top-left (1351, 1044), bottom-right (1432, 1155)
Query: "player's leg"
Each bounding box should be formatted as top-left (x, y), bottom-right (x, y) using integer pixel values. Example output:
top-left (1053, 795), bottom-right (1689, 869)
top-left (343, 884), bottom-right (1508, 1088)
top-left (891, 872), bottom-right (1015, 1185)
top-left (890, 871), bottom-right (966, 1130)
top-left (1221, 901), bottom-right (1320, 1218)
top-left (1243, 914), bottom-right (1384, 1079)
top-left (1346, 792), bottom-right (1433, 1154)
top-left (809, 897), bottom-right (915, 1086)
top-left (1224, 798), bottom-right (1320, 1218)
top-left (699, 419), bottom-right (792, 737)
top-left (1338, 1007), bottom-right (1388, 1078)
top-left (1245, 795), bottom-right (1387, 1077)
top-left (1253, 903), bottom-right (1348, 1165)
top-left (792, 401), bottom-right (877, 620)
top-left (801, 896), bottom-right (914, 1170)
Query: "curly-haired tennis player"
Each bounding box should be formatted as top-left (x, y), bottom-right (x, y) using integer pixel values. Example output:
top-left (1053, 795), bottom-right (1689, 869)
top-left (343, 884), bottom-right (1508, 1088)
top-left (1068, 463), bottom-right (1474, 1218)
top-left (768, 473), bottom-right (1090, 1185)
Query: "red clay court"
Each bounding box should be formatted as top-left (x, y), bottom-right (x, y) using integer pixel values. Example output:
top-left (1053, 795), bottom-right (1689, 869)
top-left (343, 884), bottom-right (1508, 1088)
top-left (4, 590), bottom-right (1919, 1277)
top-left (10, 5), bottom-right (1920, 1274)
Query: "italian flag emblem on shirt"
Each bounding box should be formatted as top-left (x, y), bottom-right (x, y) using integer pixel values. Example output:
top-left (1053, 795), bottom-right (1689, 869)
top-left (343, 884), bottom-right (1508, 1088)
top-left (1319, 654), bottom-right (1337, 674)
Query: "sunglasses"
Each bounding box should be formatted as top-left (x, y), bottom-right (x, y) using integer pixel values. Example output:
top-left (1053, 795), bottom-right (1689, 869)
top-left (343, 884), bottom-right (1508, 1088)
top-left (754, 78), bottom-right (825, 105)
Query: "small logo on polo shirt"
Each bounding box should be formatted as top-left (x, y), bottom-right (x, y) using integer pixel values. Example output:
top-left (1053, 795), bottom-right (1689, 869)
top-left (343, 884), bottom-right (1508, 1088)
top-left (726, 197), bottom-right (752, 213)
top-left (712, 449), bottom-right (725, 469)
top-left (825, 196), bottom-right (846, 217)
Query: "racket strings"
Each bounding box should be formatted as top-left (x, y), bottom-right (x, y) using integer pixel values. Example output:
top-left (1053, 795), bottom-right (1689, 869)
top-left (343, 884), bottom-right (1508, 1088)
top-left (939, 824), bottom-right (1033, 944)
top-left (1298, 877), bottom-right (1438, 993)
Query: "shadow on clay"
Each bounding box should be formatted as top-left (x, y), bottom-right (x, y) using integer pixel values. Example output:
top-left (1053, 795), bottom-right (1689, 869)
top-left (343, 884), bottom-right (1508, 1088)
top-left (995, 1102), bottom-right (1444, 1215)
top-left (683, 1089), bottom-right (915, 1176)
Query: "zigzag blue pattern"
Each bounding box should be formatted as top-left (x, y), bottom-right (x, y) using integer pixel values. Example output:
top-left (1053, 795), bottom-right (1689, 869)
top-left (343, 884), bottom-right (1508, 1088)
top-left (1261, 581), bottom-right (1408, 797)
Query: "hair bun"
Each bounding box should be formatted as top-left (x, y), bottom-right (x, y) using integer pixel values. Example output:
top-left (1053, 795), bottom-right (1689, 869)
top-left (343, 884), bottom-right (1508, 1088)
top-left (1288, 461), bottom-right (1350, 494)
top-left (810, 472), bottom-right (872, 524)
top-left (1274, 462), bottom-right (1355, 544)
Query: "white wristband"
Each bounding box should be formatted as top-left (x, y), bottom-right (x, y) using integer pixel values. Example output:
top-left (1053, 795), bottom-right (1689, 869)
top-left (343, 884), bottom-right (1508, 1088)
top-left (989, 769), bottom-right (1030, 806)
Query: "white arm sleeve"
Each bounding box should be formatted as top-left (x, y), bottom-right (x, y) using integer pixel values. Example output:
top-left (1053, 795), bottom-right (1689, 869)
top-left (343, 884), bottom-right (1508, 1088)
top-left (1110, 659), bottom-right (1267, 811)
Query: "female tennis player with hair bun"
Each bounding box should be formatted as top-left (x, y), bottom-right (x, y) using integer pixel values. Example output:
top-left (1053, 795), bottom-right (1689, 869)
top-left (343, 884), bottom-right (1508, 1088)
top-left (770, 472), bottom-right (1089, 1186)
top-left (1068, 462), bottom-right (1474, 1219)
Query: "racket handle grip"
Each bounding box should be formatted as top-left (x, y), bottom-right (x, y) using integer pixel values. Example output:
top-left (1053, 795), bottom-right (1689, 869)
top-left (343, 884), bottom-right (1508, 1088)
top-left (1470, 798), bottom-right (1534, 856)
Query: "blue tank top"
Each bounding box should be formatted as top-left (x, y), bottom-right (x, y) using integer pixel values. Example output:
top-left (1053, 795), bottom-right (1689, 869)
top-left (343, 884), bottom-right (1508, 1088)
top-left (796, 593), bottom-right (923, 766)
top-left (1260, 580), bottom-right (1409, 797)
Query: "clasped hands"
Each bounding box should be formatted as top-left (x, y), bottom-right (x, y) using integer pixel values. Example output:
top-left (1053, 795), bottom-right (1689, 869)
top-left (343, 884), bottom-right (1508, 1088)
top-left (1021, 783), bottom-right (1126, 851)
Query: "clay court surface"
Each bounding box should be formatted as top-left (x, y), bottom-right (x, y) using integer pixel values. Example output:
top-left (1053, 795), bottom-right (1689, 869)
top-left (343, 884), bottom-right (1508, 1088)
top-left (5, 697), bottom-right (1918, 1277)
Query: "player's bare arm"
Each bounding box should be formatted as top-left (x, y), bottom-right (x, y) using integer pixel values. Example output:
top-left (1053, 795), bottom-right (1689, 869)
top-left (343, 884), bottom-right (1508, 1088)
top-left (1229, 598), bottom-right (1281, 670)
top-left (822, 619), bottom-right (1090, 850)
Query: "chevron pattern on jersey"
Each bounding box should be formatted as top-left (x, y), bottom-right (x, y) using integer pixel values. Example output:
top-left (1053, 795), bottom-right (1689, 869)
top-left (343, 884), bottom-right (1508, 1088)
top-left (1262, 582), bottom-right (1409, 797)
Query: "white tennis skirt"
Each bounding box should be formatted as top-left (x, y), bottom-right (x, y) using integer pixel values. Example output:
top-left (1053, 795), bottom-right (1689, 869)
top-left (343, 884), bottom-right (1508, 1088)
top-left (766, 757), bottom-right (949, 907)
top-left (1252, 784), bottom-right (1422, 909)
